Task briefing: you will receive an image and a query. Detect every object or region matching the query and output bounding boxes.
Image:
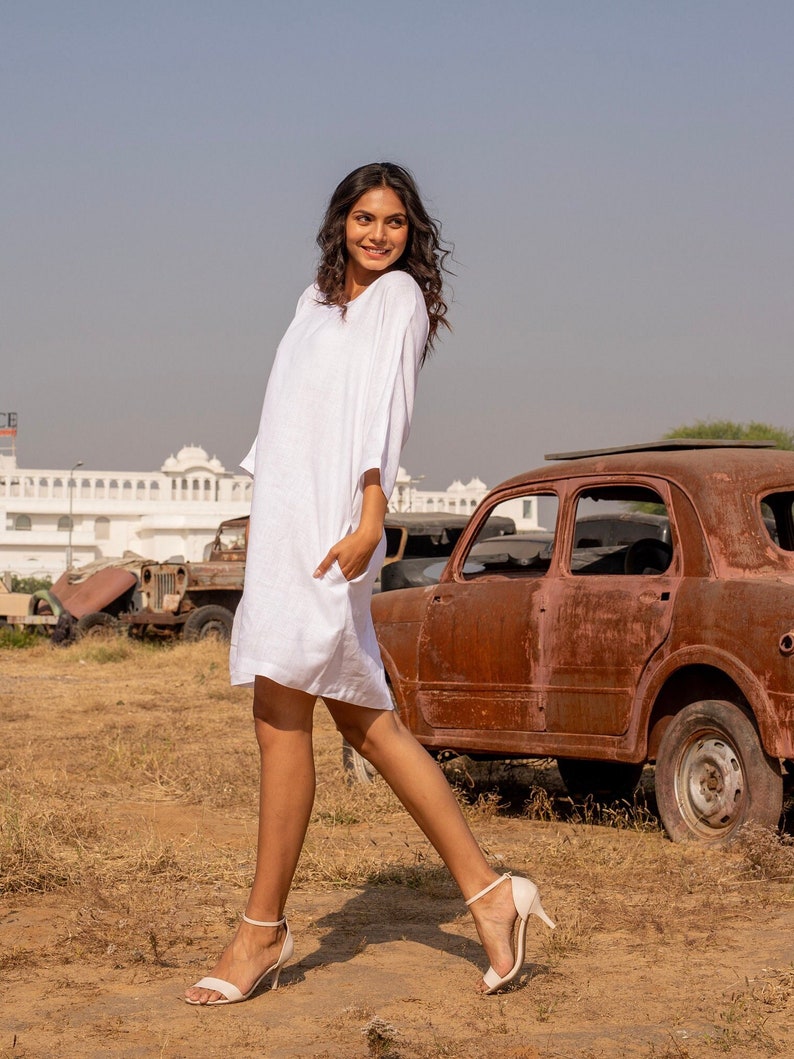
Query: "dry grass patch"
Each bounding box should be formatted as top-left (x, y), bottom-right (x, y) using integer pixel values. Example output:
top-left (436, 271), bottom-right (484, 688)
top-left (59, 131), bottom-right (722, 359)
top-left (3, 640), bottom-right (794, 1059)
top-left (703, 966), bottom-right (794, 1055)
top-left (735, 825), bottom-right (794, 882)
top-left (1, 785), bottom-right (104, 893)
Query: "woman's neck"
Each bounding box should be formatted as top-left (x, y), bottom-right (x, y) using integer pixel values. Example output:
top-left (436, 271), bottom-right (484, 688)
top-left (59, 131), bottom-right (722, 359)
top-left (344, 263), bottom-right (390, 303)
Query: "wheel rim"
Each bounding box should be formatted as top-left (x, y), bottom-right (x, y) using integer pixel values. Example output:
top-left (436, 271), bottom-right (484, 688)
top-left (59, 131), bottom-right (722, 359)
top-left (674, 729), bottom-right (745, 836)
top-left (200, 621), bottom-right (227, 640)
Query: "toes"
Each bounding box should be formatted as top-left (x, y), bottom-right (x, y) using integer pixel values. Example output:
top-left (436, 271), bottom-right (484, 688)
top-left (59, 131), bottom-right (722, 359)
top-left (185, 988), bottom-right (219, 1004)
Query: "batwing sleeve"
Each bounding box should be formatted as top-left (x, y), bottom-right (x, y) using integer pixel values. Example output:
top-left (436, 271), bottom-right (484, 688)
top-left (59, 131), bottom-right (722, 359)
top-left (358, 276), bottom-right (429, 500)
top-left (239, 438), bottom-right (257, 477)
top-left (238, 285), bottom-right (317, 479)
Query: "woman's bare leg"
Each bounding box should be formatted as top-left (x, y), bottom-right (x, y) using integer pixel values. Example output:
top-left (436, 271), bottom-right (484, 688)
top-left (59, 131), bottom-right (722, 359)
top-left (326, 700), bottom-right (527, 988)
top-left (185, 677), bottom-right (316, 1004)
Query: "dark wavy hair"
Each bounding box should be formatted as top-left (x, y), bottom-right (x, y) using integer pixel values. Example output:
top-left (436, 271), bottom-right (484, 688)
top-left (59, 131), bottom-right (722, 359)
top-left (315, 162), bottom-right (451, 360)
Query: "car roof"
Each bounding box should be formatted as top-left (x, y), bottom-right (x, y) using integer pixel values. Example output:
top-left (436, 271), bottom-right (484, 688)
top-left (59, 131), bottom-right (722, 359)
top-left (384, 513), bottom-right (474, 531)
top-left (384, 513), bottom-right (515, 535)
top-left (495, 444), bottom-right (794, 496)
top-left (544, 439), bottom-right (776, 460)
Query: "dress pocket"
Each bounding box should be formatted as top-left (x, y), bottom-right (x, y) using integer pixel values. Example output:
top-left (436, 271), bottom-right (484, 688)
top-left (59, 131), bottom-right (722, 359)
top-left (325, 561), bottom-right (369, 586)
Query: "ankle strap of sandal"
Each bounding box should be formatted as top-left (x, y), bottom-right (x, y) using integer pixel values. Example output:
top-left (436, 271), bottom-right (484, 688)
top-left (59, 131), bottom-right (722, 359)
top-left (242, 913), bottom-right (286, 927)
top-left (465, 872), bottom-right (512, 907)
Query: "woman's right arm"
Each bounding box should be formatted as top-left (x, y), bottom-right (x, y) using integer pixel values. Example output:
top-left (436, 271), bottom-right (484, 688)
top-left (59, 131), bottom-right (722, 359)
top-left (313, 469), bottom-right (387, 581)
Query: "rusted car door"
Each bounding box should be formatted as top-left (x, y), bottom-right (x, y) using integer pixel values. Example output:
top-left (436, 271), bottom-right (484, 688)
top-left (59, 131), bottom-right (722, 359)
top-left (542, 481), bottom-right (680, 737)
top-left (414, 496), bottom-right (556, 736)
top-left (416, 579), bottom-right (548, 733)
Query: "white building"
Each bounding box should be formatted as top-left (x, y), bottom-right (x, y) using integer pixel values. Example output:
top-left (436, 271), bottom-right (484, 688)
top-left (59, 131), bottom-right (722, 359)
top-left (391, 469), bottom-right (540, 533)
top-left (0, 445), bottom-right (252, 580)
top-left (0, 446), bottom-right (538, 580)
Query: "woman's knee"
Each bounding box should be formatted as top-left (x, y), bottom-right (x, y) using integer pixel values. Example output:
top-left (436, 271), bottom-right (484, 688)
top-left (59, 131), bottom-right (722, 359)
top-left (331, 705), bottom-right (401, 758)
top-left (333, 714), bottom-right (367, 752)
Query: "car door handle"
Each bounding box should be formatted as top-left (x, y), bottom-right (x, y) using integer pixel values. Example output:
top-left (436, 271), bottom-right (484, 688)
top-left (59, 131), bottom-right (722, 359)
top-left (639, 589), bottom-right (670, 603)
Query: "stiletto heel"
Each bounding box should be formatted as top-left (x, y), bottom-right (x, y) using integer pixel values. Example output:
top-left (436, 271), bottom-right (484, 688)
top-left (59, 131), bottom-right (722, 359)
top-left (466, 872), bottom-right (555, 995)
top-left (185, 914), bottom-right (294, 1005)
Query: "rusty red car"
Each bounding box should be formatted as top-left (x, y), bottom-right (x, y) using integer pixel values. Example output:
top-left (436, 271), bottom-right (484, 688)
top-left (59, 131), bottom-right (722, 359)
top-left (362, 440), bottom-right (794, 846)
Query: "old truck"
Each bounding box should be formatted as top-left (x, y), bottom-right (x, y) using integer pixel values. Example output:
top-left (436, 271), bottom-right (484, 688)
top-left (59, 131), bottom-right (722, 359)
top-left (119, 516), bottom-right (248, 641)
top-left (0, 517), bottom-right (249, 642)
top-left (1, 561), bottom-right (141, 640)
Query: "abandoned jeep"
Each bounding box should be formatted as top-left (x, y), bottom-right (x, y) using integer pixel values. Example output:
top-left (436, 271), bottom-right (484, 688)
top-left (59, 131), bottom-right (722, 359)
top-left (355, 440), bottom-right (794, 847)
top-left (118, 516), bottom-right (248, 641)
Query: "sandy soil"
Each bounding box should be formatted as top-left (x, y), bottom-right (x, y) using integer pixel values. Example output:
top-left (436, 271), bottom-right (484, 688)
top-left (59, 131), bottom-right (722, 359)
top-left (2, 639), bottom-right (794, 1059)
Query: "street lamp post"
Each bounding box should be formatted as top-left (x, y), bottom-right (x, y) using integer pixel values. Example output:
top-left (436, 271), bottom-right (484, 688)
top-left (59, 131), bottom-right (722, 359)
top-left (67, 460), bottom-right (83, 569)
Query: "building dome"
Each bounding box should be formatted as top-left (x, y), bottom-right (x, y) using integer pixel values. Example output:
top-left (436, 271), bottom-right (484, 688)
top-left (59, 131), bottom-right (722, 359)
top-left (160, 445), bottom-right (226, 475)
top-left (176, 444), bottom-right (209, 463)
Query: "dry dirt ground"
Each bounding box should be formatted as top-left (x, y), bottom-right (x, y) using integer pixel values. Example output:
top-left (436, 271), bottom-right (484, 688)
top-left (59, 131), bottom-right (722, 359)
top-left (2, 637), bottom-right (794, 1059)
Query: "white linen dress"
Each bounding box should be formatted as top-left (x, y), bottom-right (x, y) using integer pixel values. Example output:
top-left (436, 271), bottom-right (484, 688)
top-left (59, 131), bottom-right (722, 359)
top-left (229, 270), bottom-right (429, 710)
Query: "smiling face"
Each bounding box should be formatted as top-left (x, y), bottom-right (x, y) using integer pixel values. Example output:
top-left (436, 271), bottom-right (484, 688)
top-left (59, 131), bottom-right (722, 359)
top-left (344, 186), bottom-right (409, 298)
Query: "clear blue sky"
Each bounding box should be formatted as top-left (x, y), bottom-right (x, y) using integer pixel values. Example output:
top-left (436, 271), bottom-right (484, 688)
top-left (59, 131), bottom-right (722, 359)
top-left (4, 1), bottom-right (793, 488)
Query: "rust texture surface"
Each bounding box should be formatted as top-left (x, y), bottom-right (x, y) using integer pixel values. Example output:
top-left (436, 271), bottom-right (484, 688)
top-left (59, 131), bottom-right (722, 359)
top-left (51, 567), bottom-right (137, 620)
top-left (373, 445), bottom-right (794, 782)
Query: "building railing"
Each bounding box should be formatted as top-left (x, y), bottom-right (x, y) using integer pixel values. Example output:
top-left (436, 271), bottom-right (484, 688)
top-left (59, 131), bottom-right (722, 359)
top-left (0, 473), bottom-right (253, 503)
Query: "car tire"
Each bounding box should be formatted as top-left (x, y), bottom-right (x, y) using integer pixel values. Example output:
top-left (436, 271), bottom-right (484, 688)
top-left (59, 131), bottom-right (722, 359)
top-left (76, 612), bottom-right (119, 639)
top-left (182, 604), bottom-right (235, 642)
top-left (341, 739), bottom-right (379, 784)
top-left (655, 699), bottom-right (783, 846)
top-left (556, 758), bottom-right (644, 802)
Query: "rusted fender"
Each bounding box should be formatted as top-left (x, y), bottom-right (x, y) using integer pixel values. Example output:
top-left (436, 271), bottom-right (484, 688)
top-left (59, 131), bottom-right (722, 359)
top-left (50, 567), bottom-right (137, 619)
top-left (635, 643), bottom-right (793, 760)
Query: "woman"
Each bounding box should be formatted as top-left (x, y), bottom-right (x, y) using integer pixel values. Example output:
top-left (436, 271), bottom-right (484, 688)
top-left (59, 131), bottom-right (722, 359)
top-left (185, 162), bottom-right (553, 1006)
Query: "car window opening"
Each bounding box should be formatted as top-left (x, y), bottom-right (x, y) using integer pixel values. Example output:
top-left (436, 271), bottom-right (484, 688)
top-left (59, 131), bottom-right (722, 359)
top-left (571, 485), bottom-right (673, 576)
top-left (461, 494), bottom-right (559, 581)
top-left (760, 492), bottom-right (794, 550)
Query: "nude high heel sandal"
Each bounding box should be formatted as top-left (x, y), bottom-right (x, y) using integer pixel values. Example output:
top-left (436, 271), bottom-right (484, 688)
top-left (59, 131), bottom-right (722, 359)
top-left (466, 872), bottom-right (555, 995)
top-left (185, 915), bottom-right (294, 1005)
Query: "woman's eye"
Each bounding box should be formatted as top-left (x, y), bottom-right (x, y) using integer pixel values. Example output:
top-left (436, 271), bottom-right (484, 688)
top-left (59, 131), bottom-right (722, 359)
top-left (353, 214), bottom-right (372, 224)
top-left (389, 218), bottom-right (407, 228)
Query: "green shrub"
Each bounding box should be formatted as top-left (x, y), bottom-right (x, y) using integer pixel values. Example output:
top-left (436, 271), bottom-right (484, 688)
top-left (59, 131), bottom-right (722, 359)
top-left (10, 575), bottom-right (53, 594)
top-left (0, 626), bottom-right (42, 649)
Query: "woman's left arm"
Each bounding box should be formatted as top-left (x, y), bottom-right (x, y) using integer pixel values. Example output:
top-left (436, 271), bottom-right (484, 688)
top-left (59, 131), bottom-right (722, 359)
top-left (313, 469), bottom-right (387, 581)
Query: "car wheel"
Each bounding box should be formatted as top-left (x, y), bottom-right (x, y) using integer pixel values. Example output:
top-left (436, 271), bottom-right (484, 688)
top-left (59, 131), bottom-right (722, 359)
top-left (76, 612), bottom-right (119, 639)
top-left (341, 739), bottom-right (379, 784)
top-left (556, 758), bottom-right (644, 801)
top-left (655, 699), bottom-right (783, 846)
top-left (183, 605), bottom-right (234, 642)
